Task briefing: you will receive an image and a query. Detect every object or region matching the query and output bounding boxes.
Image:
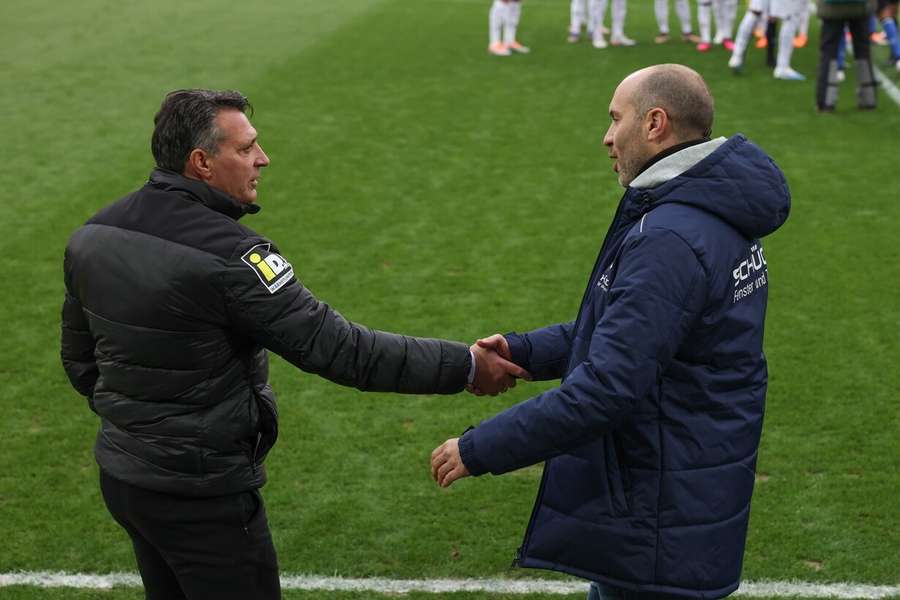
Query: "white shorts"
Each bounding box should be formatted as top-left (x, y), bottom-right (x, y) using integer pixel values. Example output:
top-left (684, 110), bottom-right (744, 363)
top-left (748, 0), bottom-right (803, 19)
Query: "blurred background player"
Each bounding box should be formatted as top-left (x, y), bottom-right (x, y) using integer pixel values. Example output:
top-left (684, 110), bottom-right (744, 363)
top-left (816, 0), bottom-right (877, 111)
top-left (877, 0), bottom-right (900, 69)
top-left (697, 0), bottom-right (737, 50)
top-left (794, 0), bottom-right (812, 47)
top-left (591, 0), bottom-right (637, 47)
top-left (729, 0), bottom-right (807, 79)
top-left (715, 0), bottom-right (739, 48)
top-left (569, 0), bottom-right (600, 43)
top-left (489, 0), bottom-right (529, 56)
top-left (654, 0), bottom-right (702, 43)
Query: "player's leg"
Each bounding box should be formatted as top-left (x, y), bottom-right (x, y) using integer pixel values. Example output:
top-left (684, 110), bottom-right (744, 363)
top-left (725, 0), bottom-right (739, 47)
top-left (591, 0), bottom-right (610, 47)
top-left (714, 0), bottom-right (738, 48)
top-left (570, 0), bottom-right (586, 42)
top-left (878, 1), bottom-right (900, 66)
top-left (848, 15), bottom-right (877, 108)
top-left (794, 0), bottom-right (811, 47)
top-left (505, 0), bottom-right (530, 53)
top-left (697, 0), bottom-right (713, 50)
top-left (655, 0), bottom-right (671, 42)
top-left (610, 0), bottom-right (635, 45)
top-left (773, 0), bottom-right (804, 79)
top-left (765, 18), bottom-right (777, 65)
top-left (489, 0), bottom-right (511, 55)
top-left (730, 7), bottom-right (764, 71)
top-left (677, 0), bottom-right (700, 42)
top-left (816, 18), bottom-right (845, 110)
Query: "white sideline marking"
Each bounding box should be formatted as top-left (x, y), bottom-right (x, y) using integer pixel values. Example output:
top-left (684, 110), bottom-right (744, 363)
top-left (1, 573), bottom-right (899, 597)
top-left (874, 66), bottom-right (900, 108)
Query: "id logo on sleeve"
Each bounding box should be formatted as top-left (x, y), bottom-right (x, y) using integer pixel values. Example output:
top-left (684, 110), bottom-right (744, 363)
top-left (241, 243), bottom-right (294, 294)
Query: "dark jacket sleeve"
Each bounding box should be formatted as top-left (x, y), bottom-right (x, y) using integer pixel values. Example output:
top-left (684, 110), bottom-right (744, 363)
top-left (459, 228), bottom-right (707, 476)
top-left (60, 289), bottom-right (99, 400)
top-left (505, 322), bottom-right (576, 381)
top-left (217, 240), bottom-right (471, 394)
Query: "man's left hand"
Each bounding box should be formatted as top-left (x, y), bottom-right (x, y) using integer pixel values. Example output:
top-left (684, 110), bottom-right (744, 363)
top-left (430, 438), bottom-right (470, 488)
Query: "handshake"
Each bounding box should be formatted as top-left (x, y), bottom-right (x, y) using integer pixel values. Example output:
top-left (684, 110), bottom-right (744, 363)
top-left (467, 333), bottom-right (531, 396)
top-left (431, 334), bottom-right (531, 489)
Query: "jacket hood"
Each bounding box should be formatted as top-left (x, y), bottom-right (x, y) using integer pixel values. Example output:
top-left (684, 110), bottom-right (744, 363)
top-left (148, 168), bottom-right (261, 221)
top-left (631, 135), bottom-right (790, 239)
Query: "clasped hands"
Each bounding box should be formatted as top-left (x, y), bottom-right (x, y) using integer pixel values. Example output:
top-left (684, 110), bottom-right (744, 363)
top-left (467, 333), bottom-right (531, 396)
top-left (430, 335), bottom-right (531, 489)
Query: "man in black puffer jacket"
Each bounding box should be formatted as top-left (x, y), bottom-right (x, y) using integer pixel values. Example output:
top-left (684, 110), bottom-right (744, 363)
top-left (61, 89), bottom-right (526, 600)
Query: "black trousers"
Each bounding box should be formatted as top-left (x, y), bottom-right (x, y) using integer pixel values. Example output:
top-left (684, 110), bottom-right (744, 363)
top-left (816, 17), bottom-right (876, 109)
top-left (100, 470), bottom-right (281, 600)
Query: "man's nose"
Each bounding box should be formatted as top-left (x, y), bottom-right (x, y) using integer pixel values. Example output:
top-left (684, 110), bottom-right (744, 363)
top-left (256, 146), bottom-right (270, 167)
top-left (602, 127), bottom-right (613, 147)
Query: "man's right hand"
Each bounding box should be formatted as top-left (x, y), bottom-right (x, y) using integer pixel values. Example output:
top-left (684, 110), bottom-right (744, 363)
top-left (468, 338), bottom-right (530, 396)
top-left (475, 333), bottom-right (512, 360)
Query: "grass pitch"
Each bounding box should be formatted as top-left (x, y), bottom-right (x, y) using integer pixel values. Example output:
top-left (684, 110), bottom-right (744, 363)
top-left (1, 0), bottom-right (898, 598)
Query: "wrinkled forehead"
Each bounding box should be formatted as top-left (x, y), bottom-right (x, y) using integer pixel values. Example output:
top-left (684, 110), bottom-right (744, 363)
top-left (215, 108), bottom-right (257, 144)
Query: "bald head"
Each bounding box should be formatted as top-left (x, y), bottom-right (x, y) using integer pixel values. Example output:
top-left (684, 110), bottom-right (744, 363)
top-left (624, 64), bottom-right (715, 140)
top-left (603, 64), bottom-right (716, 187)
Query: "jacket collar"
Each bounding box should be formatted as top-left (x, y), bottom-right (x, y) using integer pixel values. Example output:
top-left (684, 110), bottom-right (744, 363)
top-left (629, 137), bottom-right (728, 190)
top-left (148, 168), bottom-right (261, 221)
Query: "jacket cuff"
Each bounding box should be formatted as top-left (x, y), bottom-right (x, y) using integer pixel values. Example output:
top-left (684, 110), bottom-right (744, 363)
top-left (459, 429), bottom-right (489, 476)
top-left (504, 332), bottom-right (530, 371)
top-left (438, 341), bottom-right (474, 394)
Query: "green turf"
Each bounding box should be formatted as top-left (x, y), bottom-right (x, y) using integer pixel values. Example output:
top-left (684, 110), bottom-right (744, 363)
top-left (1, 0), bottom-right (898, 598)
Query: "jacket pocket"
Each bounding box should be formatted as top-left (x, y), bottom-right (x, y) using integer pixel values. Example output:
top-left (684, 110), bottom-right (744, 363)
top-left (251, 386), bottom-right (278, 465)
top-left (604, 434), bottom-right (631, 516)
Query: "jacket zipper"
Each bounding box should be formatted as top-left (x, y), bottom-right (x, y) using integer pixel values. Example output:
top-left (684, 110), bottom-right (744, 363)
top-left (569, 191), bottom-right (637, 339)
top-left (513, 460), bottom-right (552, 567)
top-left (250, 431), bottom-right (262, 474)
top-left (515, 191), bottom-right (652, 567)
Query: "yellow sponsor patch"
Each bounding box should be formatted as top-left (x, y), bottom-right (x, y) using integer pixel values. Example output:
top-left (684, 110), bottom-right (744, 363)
top-left (241, 243), bottom-right (293, 293)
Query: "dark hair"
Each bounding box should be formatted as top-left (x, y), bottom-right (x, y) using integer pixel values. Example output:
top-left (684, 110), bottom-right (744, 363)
top-left (151, 89), bottom-right (253, 171)
top-left (632, 65), bottom-right (715, 139)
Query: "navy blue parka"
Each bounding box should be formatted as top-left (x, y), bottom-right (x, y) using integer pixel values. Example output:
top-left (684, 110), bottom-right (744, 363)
top-left (458, 135), bottom-right (790, 598)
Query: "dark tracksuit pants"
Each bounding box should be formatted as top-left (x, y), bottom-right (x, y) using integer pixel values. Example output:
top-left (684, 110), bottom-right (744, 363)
top-left (100, 470), bottom-right (281, 600)
top-left (816, 17), bottom-right (877, 109)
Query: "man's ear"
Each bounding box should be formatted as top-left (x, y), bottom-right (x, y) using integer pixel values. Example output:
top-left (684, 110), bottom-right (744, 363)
top-left (645, 107), bottom-right (669, 142)
top-left (185, 148), bottom-right (213, 181)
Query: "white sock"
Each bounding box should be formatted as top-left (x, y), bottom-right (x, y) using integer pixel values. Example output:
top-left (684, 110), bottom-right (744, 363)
top-left (797, 0), bottom-right (810, 36)
top-left (727, 0), bottom-right (738, 31)
top-left (676, 0), bottom-right (693, 34)
top-left (776, 15), bottom-right (798, 69)
top-left (732, 11), bottom-right (759, 60)
top-left (655, 0), bottom-right (669, 34)
top-left (698, 0), bottom-right (712, 43)
top-left (504, 1), bottom-right (521, 44)
top-left (713, 0), bottom-right (724, 42)
top-left (611, 0), bottom-right (626, 39)
top-left (713, 0), bottom-right (736, 41)
top-left (489, 0), bottom-right (504, 45)
top-left (590, 0), bottom-right (608, 35)
top-left (571, 0), bottom-right (586, 33)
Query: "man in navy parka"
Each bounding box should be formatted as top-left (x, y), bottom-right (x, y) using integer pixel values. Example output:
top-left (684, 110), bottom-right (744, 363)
top-left (431, 64), bottom-right (790, 599)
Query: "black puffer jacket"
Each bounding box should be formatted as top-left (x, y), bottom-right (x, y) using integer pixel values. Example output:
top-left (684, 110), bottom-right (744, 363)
top-left (61, 169), bottom-right (470, 497)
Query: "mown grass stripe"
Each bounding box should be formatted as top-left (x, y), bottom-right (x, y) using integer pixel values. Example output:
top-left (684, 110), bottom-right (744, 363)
top-left (1, 573), bottom-right (898, 598)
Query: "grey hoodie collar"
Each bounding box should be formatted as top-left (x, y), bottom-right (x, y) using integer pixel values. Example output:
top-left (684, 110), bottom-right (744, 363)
top-left (629, 137), bottom-right (728, 190)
